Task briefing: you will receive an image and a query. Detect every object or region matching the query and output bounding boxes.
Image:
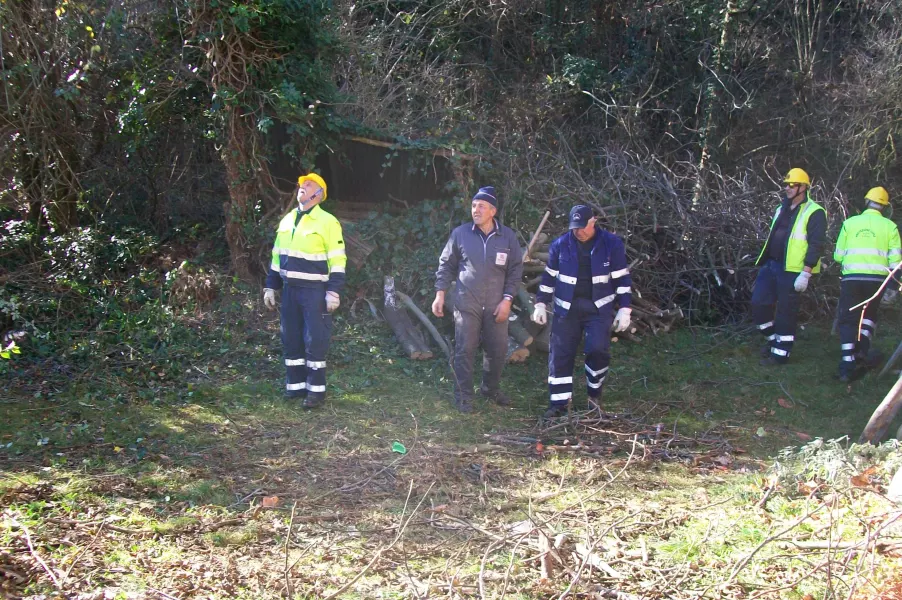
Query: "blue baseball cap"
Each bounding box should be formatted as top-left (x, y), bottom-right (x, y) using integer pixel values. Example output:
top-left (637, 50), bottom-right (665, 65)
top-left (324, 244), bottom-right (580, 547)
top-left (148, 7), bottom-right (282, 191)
top-left (568, 205), bottom-right (593, 229)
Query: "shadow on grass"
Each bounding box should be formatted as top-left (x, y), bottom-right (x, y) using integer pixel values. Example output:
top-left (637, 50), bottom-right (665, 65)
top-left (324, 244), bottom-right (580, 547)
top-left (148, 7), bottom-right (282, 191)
top-left (2, 319), bottom-right (901, 598)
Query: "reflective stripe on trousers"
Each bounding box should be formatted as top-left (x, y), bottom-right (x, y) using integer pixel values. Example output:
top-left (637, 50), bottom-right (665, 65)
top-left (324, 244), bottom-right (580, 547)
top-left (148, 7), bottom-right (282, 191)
top-left (548, 297), bottom-right (613, 406)
top-left (837, 280), bottom-right (882, 376)
top-left (751, 260), bottom-right (800, 362)
top-left (281, 285), bottom-right (332, 399)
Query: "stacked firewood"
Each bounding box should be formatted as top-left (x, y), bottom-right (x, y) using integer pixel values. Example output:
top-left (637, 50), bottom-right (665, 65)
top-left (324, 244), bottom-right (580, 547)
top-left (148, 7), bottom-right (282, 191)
top-left (380, 222), bottom-right (683, 362)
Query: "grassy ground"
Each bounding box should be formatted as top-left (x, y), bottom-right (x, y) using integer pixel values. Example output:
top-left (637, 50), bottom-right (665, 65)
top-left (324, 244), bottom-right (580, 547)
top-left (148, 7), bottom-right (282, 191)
top-left (2, 301), bottom-right (902, 599)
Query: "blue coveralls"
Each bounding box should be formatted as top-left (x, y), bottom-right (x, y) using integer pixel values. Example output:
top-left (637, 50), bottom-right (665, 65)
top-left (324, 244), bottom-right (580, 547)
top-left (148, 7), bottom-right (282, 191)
top-left (435, 220), bottom-right (524, 405)
top-left (536, 227), bottom-right (632, 407)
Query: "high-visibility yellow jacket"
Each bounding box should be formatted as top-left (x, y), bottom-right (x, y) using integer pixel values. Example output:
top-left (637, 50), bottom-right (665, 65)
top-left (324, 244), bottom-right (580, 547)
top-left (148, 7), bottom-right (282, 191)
top-left (834, 208), bottom-right (902, 281)
top-left (756, 196), bottom-right (827, 273)
top-left (265, 205), bottom-right (346, 293)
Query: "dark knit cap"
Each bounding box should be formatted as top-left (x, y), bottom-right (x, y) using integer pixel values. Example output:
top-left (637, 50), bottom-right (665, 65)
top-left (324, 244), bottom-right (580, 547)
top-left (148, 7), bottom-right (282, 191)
top-left (472, 186), bottom-right (498, 208)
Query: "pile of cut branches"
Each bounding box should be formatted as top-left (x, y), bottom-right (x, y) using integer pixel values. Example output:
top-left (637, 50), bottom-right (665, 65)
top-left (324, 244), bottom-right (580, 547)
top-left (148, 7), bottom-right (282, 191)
top-left (378, 219), bottom-right (684, 362)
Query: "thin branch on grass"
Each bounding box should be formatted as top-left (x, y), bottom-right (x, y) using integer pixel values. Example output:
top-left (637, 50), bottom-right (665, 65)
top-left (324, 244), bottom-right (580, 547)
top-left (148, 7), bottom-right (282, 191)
top-left (284, 500), bottom-right (297, 598)
top-left (322, 480), bottom-right (434, 600)
top-left (62, 520), bottom-right (106, 584)
top-left (722, 501), bottom-right (825, 588)
top-left (10, 516), bottom-right (61, 590)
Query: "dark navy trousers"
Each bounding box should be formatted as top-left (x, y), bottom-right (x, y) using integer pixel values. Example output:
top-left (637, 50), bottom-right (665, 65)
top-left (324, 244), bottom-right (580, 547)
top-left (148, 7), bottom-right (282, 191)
top-left (751, 260), bottom-right (800, 362)
top-left (837, 280), bottom-right (883, 375)
top-left (280, 285), bottom-right (332, 401)
top-left (548, 297), bottom-right (613, 406)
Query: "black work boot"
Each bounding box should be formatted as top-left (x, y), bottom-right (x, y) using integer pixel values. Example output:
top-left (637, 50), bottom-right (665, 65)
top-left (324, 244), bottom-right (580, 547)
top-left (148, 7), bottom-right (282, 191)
top-left (860, 350), bottom-right (884, 370)
top-left (480, 388), bottom-right (511, 406)
top-left (454, 397), bottom-right (474, 413)
top-left (759, 355), bottom-right (786, 367)
top-left (284, 390), bottom-right (307, 401)
top-left (302, 396), bottom-right (324, 409)
top-left (837, 362), bottom-right (866, 384)
top-left (543, 404), bottom-right (568, 419)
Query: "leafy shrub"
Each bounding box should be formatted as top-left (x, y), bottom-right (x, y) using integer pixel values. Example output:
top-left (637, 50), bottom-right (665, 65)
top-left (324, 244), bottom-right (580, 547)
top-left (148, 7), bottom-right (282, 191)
top-left (347, 198), bottom-right (471, 300)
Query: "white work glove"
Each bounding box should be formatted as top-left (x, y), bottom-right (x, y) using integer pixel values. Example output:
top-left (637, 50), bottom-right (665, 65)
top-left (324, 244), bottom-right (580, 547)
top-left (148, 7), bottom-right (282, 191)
top-left (325, 291), bottom-right (340, 313)
top-left (531, 303), bottom-right (547, 325)
top-left (263, 288), bottom-right (276, 310)
top-left (612, 307), bottom-right (632, 332)
top-left (794, 271), bottom-right (811, 293)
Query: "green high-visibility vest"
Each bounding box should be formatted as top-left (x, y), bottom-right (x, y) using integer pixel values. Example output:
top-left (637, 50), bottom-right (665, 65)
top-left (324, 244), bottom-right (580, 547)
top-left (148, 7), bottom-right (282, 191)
top-left (834, 208), bottom-right (902, 278)
top-left (757, 197), bottom-right (826, 273)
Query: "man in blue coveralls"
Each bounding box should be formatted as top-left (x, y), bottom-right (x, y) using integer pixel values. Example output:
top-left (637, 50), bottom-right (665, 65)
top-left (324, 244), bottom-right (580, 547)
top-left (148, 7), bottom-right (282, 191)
top-left (432, 186), bottom-right (524, 413)
top-left (532, 205), bottom-right (633, 419)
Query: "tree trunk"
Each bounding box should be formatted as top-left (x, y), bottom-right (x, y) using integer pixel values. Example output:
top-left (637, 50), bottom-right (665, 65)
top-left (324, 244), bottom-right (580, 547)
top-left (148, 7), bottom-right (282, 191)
top-left (692, 0), bottom-right (736, 205)
top-left (859, 375), bottom-right (902, 444)
top-left (221, 111), bottom-right (260, 283)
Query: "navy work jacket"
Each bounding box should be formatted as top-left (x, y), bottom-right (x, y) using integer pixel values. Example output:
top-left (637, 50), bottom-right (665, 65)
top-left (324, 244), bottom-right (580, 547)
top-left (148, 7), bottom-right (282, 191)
top-left (536, 227), bottom-right (632, 317)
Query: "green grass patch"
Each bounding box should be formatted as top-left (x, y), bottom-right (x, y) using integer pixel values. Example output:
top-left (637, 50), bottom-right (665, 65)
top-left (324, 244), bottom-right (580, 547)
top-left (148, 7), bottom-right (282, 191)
top-left (3, 307), bottom-right (902, 599)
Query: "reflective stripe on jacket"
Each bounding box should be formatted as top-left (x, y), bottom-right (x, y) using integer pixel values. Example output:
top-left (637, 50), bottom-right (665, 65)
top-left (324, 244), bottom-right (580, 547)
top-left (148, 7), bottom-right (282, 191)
top-left (834, 208), bottom-right (902, 280)
top-left (756, 196), bottom-right (826, 273)
top-left (265, 205), bottom-right (346, 293)
top-left (535, 227), bottom-right (632, 318)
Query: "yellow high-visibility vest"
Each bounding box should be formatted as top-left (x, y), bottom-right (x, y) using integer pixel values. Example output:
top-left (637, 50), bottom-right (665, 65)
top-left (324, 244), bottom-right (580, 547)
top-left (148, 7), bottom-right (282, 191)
top-left (834, 209), bottom-right (902, 278)
top-left (757, 198), bottom-right (826, 273)
top-left (270, 205), bottom-right (346, 289)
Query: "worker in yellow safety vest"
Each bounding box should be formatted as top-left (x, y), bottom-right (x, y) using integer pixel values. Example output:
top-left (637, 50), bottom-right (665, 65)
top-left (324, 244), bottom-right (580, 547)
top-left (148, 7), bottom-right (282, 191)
top-left (263, 173), bottom-right (347, 407)
top-left (833, 186), bottom-right (901, 382)
top-left (752, 168), bottom-right (827, 366)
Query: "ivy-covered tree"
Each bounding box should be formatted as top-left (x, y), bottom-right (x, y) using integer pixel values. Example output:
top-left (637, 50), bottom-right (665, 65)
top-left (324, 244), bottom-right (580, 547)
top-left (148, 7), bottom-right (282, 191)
top-left (188, 0), bottom-right (341, 280)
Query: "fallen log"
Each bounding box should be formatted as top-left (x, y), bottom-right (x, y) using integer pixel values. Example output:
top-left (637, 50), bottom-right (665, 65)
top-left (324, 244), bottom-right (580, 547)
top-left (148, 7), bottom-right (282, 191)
top-left (508, 318), bottom-right (534, 347)
top-left (859, 374), bottom-right (902, 444)
top-left (523, 262), bottom-right (549, 274)
top-left (523, 275), bottom-right (543, 290)
top-left (384, 276), bottom-right (433, 360)
top-left (533, 313), bottom-right (552, 353)
top-left (397, 290), bottom-right (450, 358)
top-left (530, 251), bottom-right (550, 263)
top-left (516, 285), bottom-right (536, 316)
top-left (507, 338), bottom-right (530, 363)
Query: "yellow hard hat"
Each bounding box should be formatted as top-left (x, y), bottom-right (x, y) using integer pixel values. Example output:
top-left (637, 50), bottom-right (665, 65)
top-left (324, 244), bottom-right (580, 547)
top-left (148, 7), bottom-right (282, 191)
top-left (783, 168), bottom-right (811, 186)
top-left (297, 172), bottom-right (328, 201)
top-left (865, 186), bottom-right (890, 206)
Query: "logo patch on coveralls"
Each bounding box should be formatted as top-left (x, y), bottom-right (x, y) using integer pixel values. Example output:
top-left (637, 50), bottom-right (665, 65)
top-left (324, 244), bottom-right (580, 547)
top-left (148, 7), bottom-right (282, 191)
top-left (495, 252), bottom-right (508, 266)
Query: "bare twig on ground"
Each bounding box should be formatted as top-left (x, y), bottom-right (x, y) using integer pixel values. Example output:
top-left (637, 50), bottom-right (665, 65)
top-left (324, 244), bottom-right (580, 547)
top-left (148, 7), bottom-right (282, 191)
top-left (284, 500), bottom-right (297, 598)
top-left (9, 516), bottom-right (61, 590)
top-left (322, 480), bottom-right (434, 600)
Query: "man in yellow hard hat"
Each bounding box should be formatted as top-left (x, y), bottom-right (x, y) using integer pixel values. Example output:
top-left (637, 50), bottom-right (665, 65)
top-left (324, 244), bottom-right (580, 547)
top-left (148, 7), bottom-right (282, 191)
top-left (263, 173), bottom-right (347, 407)
top-left (833, 186), bottom-right (901, 382)
top-left (752, 168), bottom-right (827, 365)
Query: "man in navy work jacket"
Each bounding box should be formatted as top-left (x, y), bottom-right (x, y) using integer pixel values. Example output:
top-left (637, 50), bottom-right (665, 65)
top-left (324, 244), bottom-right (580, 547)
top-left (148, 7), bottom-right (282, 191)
top-left (752, 168), bottom-right (826, 366)
top-left (432, 186), bottom-right (524, 413)
top-left (532, 205), bottom-right (632, 419)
